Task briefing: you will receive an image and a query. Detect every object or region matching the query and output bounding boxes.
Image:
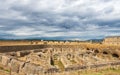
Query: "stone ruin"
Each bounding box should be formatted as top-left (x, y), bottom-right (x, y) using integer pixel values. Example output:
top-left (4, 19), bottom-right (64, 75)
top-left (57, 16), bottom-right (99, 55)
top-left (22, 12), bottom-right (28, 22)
top-left (0, 41), bottom-right (120, 75)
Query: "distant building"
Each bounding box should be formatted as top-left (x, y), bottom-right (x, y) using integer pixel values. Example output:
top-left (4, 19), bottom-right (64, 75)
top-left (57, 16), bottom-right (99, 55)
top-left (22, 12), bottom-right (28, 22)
top-left (103, 36), bottom-right (120, 45)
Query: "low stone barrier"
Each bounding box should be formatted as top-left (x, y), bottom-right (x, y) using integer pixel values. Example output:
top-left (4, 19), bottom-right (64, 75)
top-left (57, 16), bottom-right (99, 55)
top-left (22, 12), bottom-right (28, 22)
top-left (0, 45), bottom-right (46, 53)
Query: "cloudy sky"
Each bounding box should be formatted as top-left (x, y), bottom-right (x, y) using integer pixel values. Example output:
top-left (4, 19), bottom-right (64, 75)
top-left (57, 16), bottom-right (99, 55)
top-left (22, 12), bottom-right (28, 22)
top-left (0, 0), bottom-right (120, 40)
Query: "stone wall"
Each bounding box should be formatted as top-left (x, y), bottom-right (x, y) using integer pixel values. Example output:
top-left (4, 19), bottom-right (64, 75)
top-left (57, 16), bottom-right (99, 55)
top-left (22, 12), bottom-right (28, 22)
top-left (0, 54), bottom-right (45, 75)
top-left (0, 45), bottom-right (46, 53)
top-left (103, 36), bottom-right (120, 46)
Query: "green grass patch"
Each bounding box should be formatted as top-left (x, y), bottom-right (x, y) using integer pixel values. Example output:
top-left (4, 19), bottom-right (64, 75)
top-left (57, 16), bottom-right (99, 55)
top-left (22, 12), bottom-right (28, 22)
top-left (77, 67), bottom-right (120, 75)
top-left (0, 66), bottom-right (10, 73)
top-left (70, 60), bottom-right (76, 64)
top-left (54, 60), bottom-right (65, 71)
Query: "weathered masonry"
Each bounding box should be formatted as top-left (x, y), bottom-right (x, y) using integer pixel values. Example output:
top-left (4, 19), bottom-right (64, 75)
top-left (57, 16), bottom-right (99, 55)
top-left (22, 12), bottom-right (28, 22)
top-left (0, 43), bottom-right (120, 75)
top-left (103, 36), bottom-right (120, 46)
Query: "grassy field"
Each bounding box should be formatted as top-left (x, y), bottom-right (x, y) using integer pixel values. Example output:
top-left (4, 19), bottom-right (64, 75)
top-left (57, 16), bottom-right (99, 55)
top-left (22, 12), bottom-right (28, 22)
top-left (0, 67), bottom-right (120, 75)
top-left (77, 67), bottom-right (120, 75)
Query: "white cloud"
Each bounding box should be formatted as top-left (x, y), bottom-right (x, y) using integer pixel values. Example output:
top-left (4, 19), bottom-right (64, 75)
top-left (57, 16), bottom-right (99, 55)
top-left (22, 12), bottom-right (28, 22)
top-left (0, 25), bottom-right (4, 27)
top-left (7, 26), bottom-right (35, 36)
top-left (0, 0), bottom-right (120, 39)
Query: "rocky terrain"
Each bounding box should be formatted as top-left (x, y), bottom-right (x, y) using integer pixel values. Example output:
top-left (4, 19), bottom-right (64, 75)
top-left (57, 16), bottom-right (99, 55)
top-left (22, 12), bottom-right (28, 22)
top-left (0, 40), bottom-right (120, 75)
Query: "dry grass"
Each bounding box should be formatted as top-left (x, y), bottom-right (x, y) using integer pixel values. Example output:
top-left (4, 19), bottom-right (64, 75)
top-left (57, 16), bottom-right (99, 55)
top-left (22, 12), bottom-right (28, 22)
top-left (77, 67), bottom-right (120, 75)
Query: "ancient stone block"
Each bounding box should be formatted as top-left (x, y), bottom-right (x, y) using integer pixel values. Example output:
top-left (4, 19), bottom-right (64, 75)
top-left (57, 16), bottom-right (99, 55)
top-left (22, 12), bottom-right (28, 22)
top-left (9, 59), bottom-right (25, 73)
top-left (1, 56), bottom-right (11, 66)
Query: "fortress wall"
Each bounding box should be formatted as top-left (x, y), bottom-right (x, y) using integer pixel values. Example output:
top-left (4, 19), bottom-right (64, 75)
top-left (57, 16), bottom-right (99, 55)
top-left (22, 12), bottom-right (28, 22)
top-left (103, 36), bottom-right (120, 46)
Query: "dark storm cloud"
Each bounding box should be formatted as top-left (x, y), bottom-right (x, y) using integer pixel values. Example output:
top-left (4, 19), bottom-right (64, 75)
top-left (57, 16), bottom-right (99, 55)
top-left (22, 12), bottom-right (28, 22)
top-left (0, 0), bottom-right (120, 40)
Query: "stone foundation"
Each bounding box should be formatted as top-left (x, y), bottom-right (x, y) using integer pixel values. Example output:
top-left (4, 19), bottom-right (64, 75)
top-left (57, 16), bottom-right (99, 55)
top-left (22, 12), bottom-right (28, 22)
top-left (0, 43), bottom-right (120, 75)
